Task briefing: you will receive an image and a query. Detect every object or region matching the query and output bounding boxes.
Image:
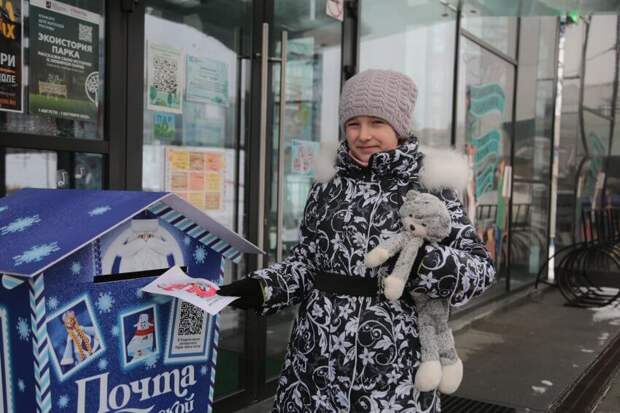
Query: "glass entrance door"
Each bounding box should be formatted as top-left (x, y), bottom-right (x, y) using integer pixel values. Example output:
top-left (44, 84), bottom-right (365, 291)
top-left (138, 0), bottom-right (345, 407)
top-left (265, 0), bottom-right (343, 386)
top-left (139, 0), bottom-right (254, 406)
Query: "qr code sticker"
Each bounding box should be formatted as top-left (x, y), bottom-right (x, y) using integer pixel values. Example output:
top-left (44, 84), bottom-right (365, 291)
top-left (152, 56), bottom-right (178, 94)
top-left (79, 23), bottom-right (93, 43)
top-left (177, 301), bottom-right (204, 336)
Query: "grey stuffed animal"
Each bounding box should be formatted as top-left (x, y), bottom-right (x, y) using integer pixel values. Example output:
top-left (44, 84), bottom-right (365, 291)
top-left (365, 190), bottom-right (463, 394)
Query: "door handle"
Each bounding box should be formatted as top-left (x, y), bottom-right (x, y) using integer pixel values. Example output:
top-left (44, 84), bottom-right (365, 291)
top-left (56, 170), bottom-right (69, 188)
top-left (276, 31), bottom-right (288, 262)
top-left (257, 22), bottom-right (269, 269)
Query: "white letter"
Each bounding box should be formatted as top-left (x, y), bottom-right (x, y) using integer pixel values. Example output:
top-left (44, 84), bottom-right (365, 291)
top-left (176, 366), bottom-right (196, 398)
top-left (75, 372), bottom-right (110, 413)
top-left (108, 384), bottom-right (131, 410)
top-left (130, 377), bottom-right (152, 401)
top-left (152, 370), bottom-right (178, 397)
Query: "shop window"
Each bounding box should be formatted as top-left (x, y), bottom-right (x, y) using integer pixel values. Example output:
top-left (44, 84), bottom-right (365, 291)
top-left (456, 37), bottom-right (514, 274)
top-left (514, 17), bottom-right (554, 183)
top-left (4, 148), bottom-right (103, 194)
top-left (509, 182), bottom-right (549, 286)
top-left (359, 0), bottom-right (456, 148)
top-left (461, 1), bottom-right (518, 59)
top-left (584, 16), bottom-right (616, 116)
top-left (0, 0), bottom-right (105, 140)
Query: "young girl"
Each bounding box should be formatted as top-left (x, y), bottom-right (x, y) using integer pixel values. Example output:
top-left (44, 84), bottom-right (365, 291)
top-left (218, 69), bottom-right (495, 412)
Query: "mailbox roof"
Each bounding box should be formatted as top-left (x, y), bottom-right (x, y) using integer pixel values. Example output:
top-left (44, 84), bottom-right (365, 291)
top-left (0, 189), bottom-right (263, 278)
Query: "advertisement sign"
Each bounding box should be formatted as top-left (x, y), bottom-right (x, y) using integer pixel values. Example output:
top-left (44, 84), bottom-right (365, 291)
top-left (0, 0), bottom-right (23, 112)
top-left (29, 0), bottom-right (99, 121)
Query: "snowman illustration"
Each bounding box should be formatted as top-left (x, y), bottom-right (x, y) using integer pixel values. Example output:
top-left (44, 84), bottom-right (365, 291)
top-left (60, 310), bottom-right (100, 367)
top-left (126, 313), bottom-right (155, 362)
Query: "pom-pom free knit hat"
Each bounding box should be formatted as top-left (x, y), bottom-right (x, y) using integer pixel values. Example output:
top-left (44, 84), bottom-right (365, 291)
top-left (339, 69), bottom-right (418, 138)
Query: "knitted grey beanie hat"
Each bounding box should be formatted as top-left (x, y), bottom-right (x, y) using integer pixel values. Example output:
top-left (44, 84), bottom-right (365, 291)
top-left (339, 69), bottom-right (418, 138)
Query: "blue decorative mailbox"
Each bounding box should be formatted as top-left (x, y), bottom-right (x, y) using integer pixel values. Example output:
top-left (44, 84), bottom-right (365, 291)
top-left (0, 189), bottom-right (261, 413)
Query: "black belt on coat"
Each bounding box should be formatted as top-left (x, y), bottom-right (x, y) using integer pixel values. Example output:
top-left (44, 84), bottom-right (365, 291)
top-left (314, 272), bottom-right (380, 297)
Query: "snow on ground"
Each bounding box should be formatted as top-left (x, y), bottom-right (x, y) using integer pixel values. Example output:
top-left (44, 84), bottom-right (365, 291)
top-left (591, 300), bottom-right (620, 324)
top-left (532, 380), bottom-right (553, 395)
top-left (598, 332), bottom-right (610, 345)
top-left (578, 286), bottom-right (620, 295)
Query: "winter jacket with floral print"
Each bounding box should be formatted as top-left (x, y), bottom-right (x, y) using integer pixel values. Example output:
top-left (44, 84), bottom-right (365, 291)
top-left (249, 138), bottom-right (495, 413)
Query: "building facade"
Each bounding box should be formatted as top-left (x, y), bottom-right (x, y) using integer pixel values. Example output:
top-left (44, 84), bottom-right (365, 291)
top-left (1, 0), bottom-right (620, 410)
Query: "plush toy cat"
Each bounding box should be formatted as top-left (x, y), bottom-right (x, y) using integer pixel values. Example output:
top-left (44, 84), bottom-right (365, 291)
top-left (365, 190), bottom-right (463, 394)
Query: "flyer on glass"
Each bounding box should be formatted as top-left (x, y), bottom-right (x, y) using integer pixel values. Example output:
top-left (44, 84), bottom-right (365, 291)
top-left (0, 0), bottom-right (23, 112)
top-left (185, 55), bottom-right (228, 106)
top-left (164, 147), bottom-right (225, 213)
top-left (147, 41), bottom-right (184, 114)
top-left (29, 0), bottom-right (99, 121)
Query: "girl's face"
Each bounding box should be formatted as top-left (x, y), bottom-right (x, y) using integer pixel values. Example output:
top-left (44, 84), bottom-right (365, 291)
top-left (64, 315), bottom-right (76, 329)
top-left (345, 116), bottom-right (399, 164)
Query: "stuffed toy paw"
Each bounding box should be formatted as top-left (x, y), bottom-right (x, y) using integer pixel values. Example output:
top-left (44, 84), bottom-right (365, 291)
top-left (438, 358), bottom-right (463, 394)
top-left (383, 275), bottom-right (406, 300)
top-left (415, 360), bottom-right (443, 392)
top-left (365, 247), bottom-right (390, 268)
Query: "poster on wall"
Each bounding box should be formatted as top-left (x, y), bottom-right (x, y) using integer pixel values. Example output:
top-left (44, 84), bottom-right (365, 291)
top-left (147, 42), bottom-right (183, 114)
top-left (286, 102), bottom-right (313, 141)
top-left (153, 112), bottom-right (176, 142)
top-left (0, 0), bottom-right (23, 112)
top-left (325, 0), bottom-right (344, 21)
top-left (29, 0), bottom-right (99, 121)
top-left (185, 55), bottom-right (228, 106)
top-left (165, 147), bottom-right (224, 212)
top-left (465, 82), bottom-right (507, 264)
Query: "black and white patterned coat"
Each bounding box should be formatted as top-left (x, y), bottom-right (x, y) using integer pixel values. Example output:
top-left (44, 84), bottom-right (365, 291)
top-left (250, 138), bottom-right (495, 413)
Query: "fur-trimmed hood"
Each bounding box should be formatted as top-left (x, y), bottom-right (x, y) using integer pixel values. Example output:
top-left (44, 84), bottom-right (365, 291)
top-left (313, 140), bottom-right (470, 193)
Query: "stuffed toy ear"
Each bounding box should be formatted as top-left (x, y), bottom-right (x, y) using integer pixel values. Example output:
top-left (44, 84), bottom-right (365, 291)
top-left (436, 203), bottom-right (452, 239)
top-left (406, 190), bottom-right (420, 202)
